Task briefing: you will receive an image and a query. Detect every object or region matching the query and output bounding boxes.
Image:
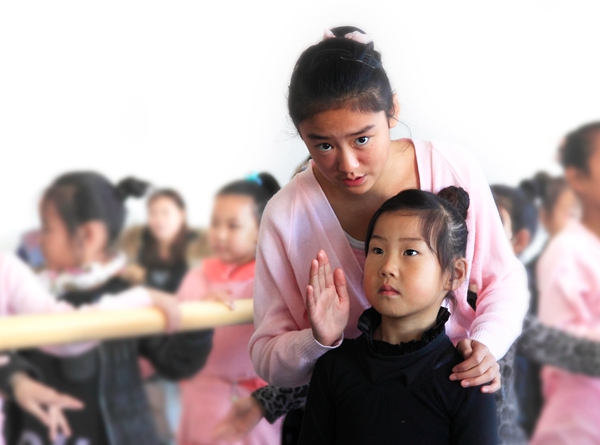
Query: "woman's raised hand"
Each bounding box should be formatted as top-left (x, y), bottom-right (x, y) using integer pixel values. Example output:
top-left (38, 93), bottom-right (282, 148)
top-left (306, 249), bottom-right (350, 347)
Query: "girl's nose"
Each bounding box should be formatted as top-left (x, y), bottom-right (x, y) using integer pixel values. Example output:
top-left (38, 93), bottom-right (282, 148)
top-left (337, 148), bottom-right (359, 173)
top-left (379, 257), bottom-right (399, 277)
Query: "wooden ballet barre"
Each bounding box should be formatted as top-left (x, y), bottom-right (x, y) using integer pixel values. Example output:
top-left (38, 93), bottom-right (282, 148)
top-left (0, 299), bottom-right (254, 351)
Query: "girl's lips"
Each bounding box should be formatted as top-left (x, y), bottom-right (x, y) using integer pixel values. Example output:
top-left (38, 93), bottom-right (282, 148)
top-left (379, 284), bottom-right (399, 296)
top-left (342, 176), bottom-right (366, 187)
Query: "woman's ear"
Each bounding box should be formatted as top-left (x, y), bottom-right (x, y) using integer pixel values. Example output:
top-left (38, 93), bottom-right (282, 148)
top-left (388, 93), bottom-right (401, 128)
top-left (446, 258), bottom-right (468, 291)
top-left (78, 221), bottom-right (109, 264)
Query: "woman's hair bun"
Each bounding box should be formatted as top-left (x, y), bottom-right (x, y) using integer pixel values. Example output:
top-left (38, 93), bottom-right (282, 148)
top-left (115, 177), bottom-right (150, 200)
top-left (437, 186), bottom-right (470, 220)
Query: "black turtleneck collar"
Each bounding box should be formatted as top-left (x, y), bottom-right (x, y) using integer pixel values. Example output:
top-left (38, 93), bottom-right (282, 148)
top-left (357, 306), bottom-right (451, 356)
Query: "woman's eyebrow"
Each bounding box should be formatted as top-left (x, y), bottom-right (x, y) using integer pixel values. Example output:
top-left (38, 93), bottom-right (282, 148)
top-left (306, 125), bottom-right (376, 140)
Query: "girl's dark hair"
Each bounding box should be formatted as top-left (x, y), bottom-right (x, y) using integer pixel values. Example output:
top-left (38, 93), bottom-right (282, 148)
top-left (519, 171), bottom-right (569, 216)
top-left (140, 189), bottom-right (190, 268)
top-left (288, 26), bottom-right (395, 130)
top-left (365, 186), bottom-right (470, 306)
top-left (217, 172), bottom-right (281, 223)
top-left (559, 121), bottom-right (600, 173)
top-left (42, 172), bottom-right (149, 251)
top-left (490, 183), bottom-right (538, 240)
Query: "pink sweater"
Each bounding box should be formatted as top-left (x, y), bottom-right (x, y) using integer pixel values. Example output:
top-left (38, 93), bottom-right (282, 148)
top-left (531, 219), bottom-right (600, 444)
top-left (249, 139), bottom-right (530, 387)
top-left (177, 258), bottom-right (282, 445)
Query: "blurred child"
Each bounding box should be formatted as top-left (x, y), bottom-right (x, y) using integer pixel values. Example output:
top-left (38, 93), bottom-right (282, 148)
top-left (4, 171), bottom-right (214, 445)
top-left (120, 188), bottom-right (209, 445)
top-left (530, 122), bottom-right (600, 444)
top-left (176, 172), bottom-right (283, 445)
top-left (298, 186), bottom-right (497, 444)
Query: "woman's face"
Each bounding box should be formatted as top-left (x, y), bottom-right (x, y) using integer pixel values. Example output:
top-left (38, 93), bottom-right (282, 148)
top-left (298, 108), bottom-right (395, 196)
top-left (208, 194), bottom-right (259, 265)
top-left (148, 196), bottom-right (186, 243)
top-left (40, 200), bottom-right (80, 271)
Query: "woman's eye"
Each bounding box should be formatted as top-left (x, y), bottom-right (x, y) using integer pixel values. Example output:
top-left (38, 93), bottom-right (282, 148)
top-left (317, 143), bottom-right (333, 152)
top-left (371, 247), bottom-right (384, 255)
top-left (355, 136), bottom-right (369, 146)
top-left (403, 249), bottom-right (418, 256)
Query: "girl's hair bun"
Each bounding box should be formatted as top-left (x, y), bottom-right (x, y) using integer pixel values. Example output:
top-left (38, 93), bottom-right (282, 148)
top-left (257, 172), bottom-right (281, 198)
top-left (437, 186), bottom-right (470, 220)
top-left (115, 177), bottom-right (150, 201)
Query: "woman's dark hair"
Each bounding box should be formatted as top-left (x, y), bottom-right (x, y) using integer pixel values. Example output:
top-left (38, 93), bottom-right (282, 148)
top-left (42, 172), bottom-right (149, 251)
top-left (365, 186), bottom-right (470, 306)
top-left (140, 188), bottom-right (190, 268)
top-left (217, 172), bottom-right (281, 223)
top-left (288, 26), bottom-right (395, 130)
top-left (559, 121), bottom-right (600, 173)
top-left (490, 183), bottom-right (538, 240)
top-left (520, 171), bottom-right (569, 216)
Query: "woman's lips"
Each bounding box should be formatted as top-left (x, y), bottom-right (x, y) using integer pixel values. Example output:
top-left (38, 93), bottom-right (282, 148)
top-left (342, 176), bottom-right (366, 187)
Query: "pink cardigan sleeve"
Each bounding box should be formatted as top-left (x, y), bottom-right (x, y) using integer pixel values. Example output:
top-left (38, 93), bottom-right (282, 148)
top-left (431, 142), bottom-right (530, 359)
top-left (249, 192), bottom-right (338, 387)
top-left (1, 253), bottom-right (152, 356)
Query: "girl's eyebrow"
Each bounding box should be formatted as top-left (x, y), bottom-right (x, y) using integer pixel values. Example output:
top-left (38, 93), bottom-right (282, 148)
top-left (306, 125), bottom-right (376, 140)
top-left (371, 234), bottom-right (423, 242)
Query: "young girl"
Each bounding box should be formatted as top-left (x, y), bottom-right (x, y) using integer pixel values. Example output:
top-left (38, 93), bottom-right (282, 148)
top-left (530, 121), bottom-right (600, 444)
top-left (4, 171), bottom-right (214, 445)
top-left (240, 25), bottom-right (529, 445)
top-left (298, 186), bottom-right (498, 445)
top-left (176, 172), bottom-right (283, 445)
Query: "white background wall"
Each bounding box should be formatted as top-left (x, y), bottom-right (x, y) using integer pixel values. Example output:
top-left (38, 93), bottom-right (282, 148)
top-left (1, 1), bottom-right (599, 252)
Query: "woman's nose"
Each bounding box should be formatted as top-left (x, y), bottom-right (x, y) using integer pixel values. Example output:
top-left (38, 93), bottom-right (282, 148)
top-left (337, 148), bottom-right (359, 173)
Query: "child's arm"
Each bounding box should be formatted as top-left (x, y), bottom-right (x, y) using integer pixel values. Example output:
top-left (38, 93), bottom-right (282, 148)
top-left (297, 357), bottom-right (336, 445)
top-left (518, 313), bottom-right (600, 376)
top-left (449, 387), bottom-right (498, 445)
top-left (137, 328), bottom-right (214, 381)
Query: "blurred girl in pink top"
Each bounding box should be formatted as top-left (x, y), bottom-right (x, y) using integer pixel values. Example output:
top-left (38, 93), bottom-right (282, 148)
top-left (176, 172), bottom-right (283, 445)
top-left (531, 121), bottom-right (600, 445)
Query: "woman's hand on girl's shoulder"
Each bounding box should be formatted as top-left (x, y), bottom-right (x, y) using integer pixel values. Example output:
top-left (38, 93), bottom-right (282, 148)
top-left (450, 339), bottom-right (501, 393)
top-left (305, 250), bottom-right (350, 347)
top-left (147, 289), bottom-right (182, 333)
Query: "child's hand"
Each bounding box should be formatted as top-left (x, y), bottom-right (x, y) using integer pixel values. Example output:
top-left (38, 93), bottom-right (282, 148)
top-left (205, 290), bottom-right (236, 311)
top-left (147, 289), bottom-right (182, 334)
top-left (11, 372), bottom-right (84, 441)
top-left (119, 264), bottom-right (146, 284)
top-left (306, 249), bottom-right (350, 347)
top-left (211, 395), bottom-right (264, 442)
top-left (450, 339), bottom-right (501, 393)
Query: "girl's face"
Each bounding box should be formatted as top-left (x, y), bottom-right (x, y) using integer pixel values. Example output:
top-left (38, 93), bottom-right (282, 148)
top-left (542, 188), bottom-right (580, 237)
top-left (40, 201), bottom-right (80, 271)
top-left (208, 194), bottom-right (259, 265)
top-left (298, 108), bottom-right (396, 196)
top-left (363, 212), bottom-right (457, 325)
top-left (148, 196), bottom-right (186, 243)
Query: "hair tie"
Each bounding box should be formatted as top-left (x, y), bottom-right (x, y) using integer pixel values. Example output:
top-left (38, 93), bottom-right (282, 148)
top-left (245, 172), bottom-right (263, 186)
top-left (323, 28), bottom-right (373, 45)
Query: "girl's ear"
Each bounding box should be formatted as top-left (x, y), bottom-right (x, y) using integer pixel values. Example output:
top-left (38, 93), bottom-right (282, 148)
top-left (388, 93), bottom-right (401, 129)
top-left (78, 221), bottom-right (109, 264)
top-left (446, 258), bottom-right (468, 291)
top-left (565, 166), bottom-right (587, 196)
top-left (511, 228), bottom-right (532, 256)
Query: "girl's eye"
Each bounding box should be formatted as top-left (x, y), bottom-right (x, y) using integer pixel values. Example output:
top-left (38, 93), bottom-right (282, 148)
top-left (371, 247), bottom-right (384, 255)
top-left (403, 249), bottom-right (418, 256)
top-left (355, 136), bottom-right (369, 146)
top-left (317, 143), bottom-right (333, 152)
